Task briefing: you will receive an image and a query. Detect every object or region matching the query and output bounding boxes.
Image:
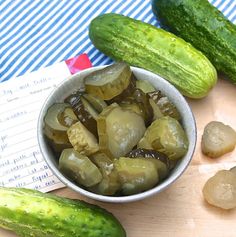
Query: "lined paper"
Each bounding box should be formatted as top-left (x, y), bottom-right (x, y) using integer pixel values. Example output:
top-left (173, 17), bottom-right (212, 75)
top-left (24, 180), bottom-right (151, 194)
top-left (0, 62), bottom-right (71, 192)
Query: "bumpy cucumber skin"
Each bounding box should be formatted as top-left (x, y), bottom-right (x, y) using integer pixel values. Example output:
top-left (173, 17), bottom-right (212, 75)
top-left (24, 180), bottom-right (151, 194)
top-left (152, 0), bottom-right (236, 83)
top-left (89, 13), bottom-right (217, 99)
top-left (0, 187), bottom-right (126, 237)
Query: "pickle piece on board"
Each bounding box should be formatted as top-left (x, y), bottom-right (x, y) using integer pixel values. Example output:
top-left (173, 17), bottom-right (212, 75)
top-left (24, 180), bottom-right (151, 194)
top-left (201, 121), bottom-right (236, 158)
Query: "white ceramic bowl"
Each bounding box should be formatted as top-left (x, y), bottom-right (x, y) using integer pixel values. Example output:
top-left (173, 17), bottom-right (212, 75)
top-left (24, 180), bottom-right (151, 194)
top-left (37, 66), bottom-right (197, 203)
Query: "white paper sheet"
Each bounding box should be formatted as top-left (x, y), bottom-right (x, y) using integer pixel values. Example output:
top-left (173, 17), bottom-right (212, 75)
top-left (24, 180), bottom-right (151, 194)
top-left (0, 62), bottom-right (71, 192)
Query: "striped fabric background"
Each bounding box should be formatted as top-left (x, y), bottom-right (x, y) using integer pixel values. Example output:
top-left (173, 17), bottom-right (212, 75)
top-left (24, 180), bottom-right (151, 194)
top-left (0, 0), bottom-right (235, 83)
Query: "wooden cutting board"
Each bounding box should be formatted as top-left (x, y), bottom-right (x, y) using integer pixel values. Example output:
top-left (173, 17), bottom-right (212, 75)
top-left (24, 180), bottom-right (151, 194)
top-left (1, 77), bottom-right (236, 237)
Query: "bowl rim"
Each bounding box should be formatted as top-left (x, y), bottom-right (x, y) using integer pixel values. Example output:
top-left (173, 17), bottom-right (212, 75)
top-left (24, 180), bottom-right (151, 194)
top-left (37, 65), bottom-right (197, 203)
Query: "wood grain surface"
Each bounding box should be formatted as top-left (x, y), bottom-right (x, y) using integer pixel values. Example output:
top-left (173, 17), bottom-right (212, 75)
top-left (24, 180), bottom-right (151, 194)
top-left (1, 77), bottom-right (236, 237)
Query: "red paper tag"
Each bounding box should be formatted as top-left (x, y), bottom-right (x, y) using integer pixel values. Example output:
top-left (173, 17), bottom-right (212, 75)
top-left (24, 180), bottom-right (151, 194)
top-left (65, 54), bottom-right (92, 74)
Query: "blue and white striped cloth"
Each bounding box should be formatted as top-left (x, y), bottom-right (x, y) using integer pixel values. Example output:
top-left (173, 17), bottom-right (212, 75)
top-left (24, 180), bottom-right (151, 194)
top-left (0, 0), bottom-right (235, 82)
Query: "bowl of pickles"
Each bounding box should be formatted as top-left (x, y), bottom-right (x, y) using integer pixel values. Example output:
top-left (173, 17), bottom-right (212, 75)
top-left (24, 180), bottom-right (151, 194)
top-left (37, 62), bottom-right (197, 203)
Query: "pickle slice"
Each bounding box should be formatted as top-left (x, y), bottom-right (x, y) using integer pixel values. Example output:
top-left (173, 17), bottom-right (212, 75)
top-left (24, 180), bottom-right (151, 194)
top-left (125, 148), bottom-right (170, 180)
top-left (80, 97), bottom-right (98, 120)
top-left (44, 124), bottom-right (71, 153)
top-left (107, 72), bottom-right (137, 104)
top-left (148, 91), bottom-right (181, 120)
top-left (201, 121), bottom-right (236, 158)
top-left (97, 103), bottom-right (146, 158)
top-left (203, 170), bottom-right (236, 210)
top-left (119, 102), bottom-right (142, 117)
top-left (67, 121), bottom-right (99, 156)
top-left (142, 116), bottom-right (188, 160)
top-left (117, 88), bottom-right (153, 126)
top-left (114, 157), bottom-right (159, 195)
top-left (43, 103), bottom-right (75, 149)
top-left (44, 103), bottom-right (71, 133)
top-left (83, 93), bottom-right (107, 113)
top-left (65, 91), bottom-right (98, 137)
top-left (59, 148), bottom-right (102, 187)
top-left (89, 153), bottom-right (121, 195)
top-left (136, 80), bottom-right (155, 93)
top-left (84, 62), bottom-right (132, 100)
top-left (149, 98), bottom-right (163, 120)
top-left (57, 107), bottom-right (78, 127)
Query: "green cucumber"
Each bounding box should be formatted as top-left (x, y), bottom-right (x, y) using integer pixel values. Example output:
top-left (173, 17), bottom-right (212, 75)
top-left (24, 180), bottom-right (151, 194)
top-left (152, 0), bottom-right (236, 83)
top-left (89, 13), bottom-right (217, 99)
top-left (0, 187), bottom-right (126, 237)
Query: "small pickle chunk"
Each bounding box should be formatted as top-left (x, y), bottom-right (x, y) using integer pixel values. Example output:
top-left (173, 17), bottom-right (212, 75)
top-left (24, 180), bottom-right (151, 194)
top-left (97, 103), bottom-right (146, 158)
top-left (67, 121), bottom-right (99, 156)
top-left (125, 148), bottom-right (170, 180)
top-left (83, 93), bottom-right (107, 113)
top-left (201, 121), bottom-right (236, 158)
top-left (57, 107), bottom-right (78, 127)
top-left (114, 157), bottom-right (159, 195)
top-left (107, 73), bottom-right (137, 104)
top-left (148, 91), bottom-right (181, 120)
top-left (65, 91), bottom-right (98, 137)
top-left (89, 153), bottom-right (121, 195)
top-left (43, 103), bottom-right (76, 152)
top-left (139, 116), bottom-right (188, 160)
top-left (59, 148), bottom-right (102, 187)
top-left (136, 79), bottom-right (156, 93)
top-left (44, 125), bottom-right (72, 153)
top-left (84, 62), bottom-right (132, 100)
top-left (149, 98), bottom-right (163, 120)
top-left (202, 170), bottom-right (236, 210)
top-left (44, 103), bottom-right (72, 137)
top-left (121, 88), bottom-right (153, 126)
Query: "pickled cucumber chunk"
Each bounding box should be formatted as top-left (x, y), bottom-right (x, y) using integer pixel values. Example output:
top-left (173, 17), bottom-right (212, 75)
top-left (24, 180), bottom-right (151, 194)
top-left (65, 91), bottom-right (98, 137)
top-left (89, 153), bottom-right (121, 195)
top-left (57, 107), bottom-right (78, 127)
top-left (201, 121), bottom-right (236, 158)
top-left (59, 148), bottom-right (102, 187)
top-left (44, 124), bottom-right (72, 153)
top-left (203, 170), bottom-right (236, 210)
top-left (107, 73), bottom-right (136, 104)
top-left (114, 157), bottom-right (159, 195)
top-left (130, 89), bottom-right (153, 125)
top-left (83, 93), bottom-right (107, 113)
top-left (148, 91), bottom-right (181, 120)
top-left (139, 116), bottom-right (188, 160)
top-left (125, 148), bottom-right (170, 180)
top-left (121, 88), bottom-right (153, 126)
top-left (44, 103), bottom-right (72, 134)
top-left (97, 103), bottom-right (146, 158)
top-left (67, 121), bottom-right (99, 156)
top-left (136, 79), bottom-right (155, 93)
top-left (149, 98), bottom-right (163, 120)
top-left (84, 62), bottom-right (132, 100)
top-left (43, 103), bottom-right (76, 151)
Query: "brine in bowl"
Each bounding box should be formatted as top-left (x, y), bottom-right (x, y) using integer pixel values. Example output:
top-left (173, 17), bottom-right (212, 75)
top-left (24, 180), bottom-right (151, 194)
top-left (37, 62), bottom-right (197, 203)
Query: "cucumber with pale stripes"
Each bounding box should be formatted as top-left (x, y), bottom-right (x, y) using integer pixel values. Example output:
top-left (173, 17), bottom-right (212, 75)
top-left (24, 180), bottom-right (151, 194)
top-left (0, 187), bottom-right (126, 237)
top-left (89, 13), bottom-right (217, 99)
top-left (152, 0), bottom-right (236, 83)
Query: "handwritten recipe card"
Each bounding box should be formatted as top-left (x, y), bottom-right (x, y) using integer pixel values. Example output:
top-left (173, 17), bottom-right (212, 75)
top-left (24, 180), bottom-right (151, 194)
top-left (0, 62), bottom-right (73, 192)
